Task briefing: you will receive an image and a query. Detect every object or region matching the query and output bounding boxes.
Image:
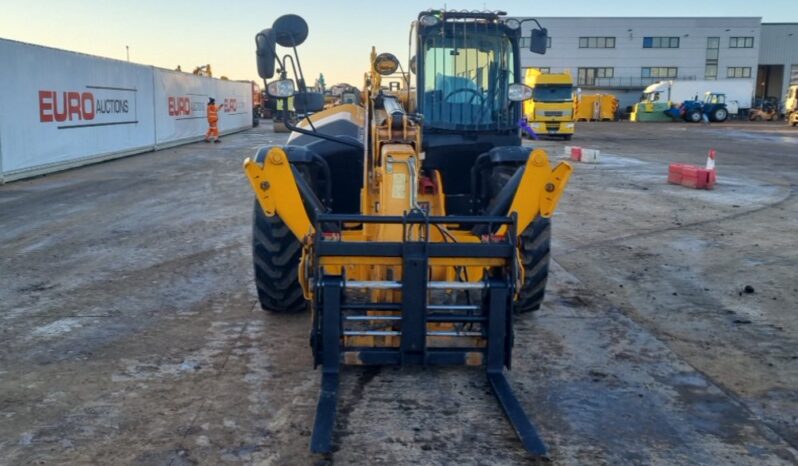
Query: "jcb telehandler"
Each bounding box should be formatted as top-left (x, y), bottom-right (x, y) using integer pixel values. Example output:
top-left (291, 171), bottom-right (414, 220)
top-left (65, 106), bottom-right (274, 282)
top-left (245, 10), bottom-right (571, 457)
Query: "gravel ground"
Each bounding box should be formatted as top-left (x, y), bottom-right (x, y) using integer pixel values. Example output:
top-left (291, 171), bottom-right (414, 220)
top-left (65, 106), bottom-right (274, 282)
top-left (1, 120), bottom-right (796, 465)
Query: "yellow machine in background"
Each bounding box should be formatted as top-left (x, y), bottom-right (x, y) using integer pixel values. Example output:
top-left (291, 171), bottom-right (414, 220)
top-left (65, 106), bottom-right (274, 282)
top-left (575, 94), bottom-right (619, 121)
top-left (192, 64), bottom-right (213, 77)
top-left (786, 84), bottom-right (798, 127)
top-left (246, 11), bottom-right (571, 457)
top-left (522, 69), bottom-right (575, 139)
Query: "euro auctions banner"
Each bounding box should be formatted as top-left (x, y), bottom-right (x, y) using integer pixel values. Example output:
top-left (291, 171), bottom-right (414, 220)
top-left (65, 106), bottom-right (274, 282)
top-left (154, 69), bottom-right (251, 145)
top-left (0, 38), bottom-right (252, 181)
top-left (0, 38), bottom-right (155, 177)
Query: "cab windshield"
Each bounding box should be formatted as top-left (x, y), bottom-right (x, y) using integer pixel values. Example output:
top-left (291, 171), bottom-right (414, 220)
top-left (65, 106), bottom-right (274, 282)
top-left (533, 85), bottom-right (573, 103)
top-left (421, 30), bottom-right (515, 130)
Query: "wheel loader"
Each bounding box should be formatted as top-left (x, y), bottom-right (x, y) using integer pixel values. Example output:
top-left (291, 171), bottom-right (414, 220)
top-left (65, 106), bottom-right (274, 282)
top-left (244, 10), bottom-right (571, 457)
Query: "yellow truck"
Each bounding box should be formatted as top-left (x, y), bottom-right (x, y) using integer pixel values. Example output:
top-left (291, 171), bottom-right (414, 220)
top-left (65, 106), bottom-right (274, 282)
top-left (522, 69), bottom-right (575, 140)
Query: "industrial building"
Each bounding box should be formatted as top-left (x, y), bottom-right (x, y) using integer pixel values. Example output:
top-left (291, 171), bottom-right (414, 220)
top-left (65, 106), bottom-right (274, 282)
top-left (517, 17), bottom-right (798, 110)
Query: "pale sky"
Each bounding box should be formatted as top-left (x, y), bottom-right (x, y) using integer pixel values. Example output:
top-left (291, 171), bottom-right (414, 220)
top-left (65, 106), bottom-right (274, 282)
top-left (1, 0), bottom-right (795, 85)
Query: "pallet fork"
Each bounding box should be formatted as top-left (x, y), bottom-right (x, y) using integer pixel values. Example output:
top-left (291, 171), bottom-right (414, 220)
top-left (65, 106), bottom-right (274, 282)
top-left (307, 213), bottom-right (547, 457)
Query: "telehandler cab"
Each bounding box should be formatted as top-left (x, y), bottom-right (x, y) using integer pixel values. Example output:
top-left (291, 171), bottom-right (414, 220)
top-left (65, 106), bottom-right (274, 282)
top-left (244, 10), bottom-right (571, 457)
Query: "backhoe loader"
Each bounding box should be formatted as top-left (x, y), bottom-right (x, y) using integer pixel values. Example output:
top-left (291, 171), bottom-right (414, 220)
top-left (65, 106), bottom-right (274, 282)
top-left (244, 10), bottom-right (571, 457)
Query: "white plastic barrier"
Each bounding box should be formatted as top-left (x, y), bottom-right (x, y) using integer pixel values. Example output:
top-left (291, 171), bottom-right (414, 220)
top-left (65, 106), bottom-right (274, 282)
top-left (0, 38), bottom-right (252, 182)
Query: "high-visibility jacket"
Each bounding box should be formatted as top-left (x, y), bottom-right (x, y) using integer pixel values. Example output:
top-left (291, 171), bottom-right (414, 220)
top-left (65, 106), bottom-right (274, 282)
top-left (207, 104), bottom-right (221, 123)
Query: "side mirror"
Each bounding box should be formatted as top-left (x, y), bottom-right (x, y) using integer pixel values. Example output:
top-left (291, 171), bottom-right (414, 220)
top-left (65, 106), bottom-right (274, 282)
top-left (508, 83), bottom-right (533, 102)
top-left (374, 53), bottom-right (400, 76)
top-left (255, 29), bottom-right (276, 79)
top-left (529, 28), bottom-right (548, 55)
top-left (267, 79), bottom-right (296, 98)
top-left (255, 14), bottom-right (309, 80)
top-left (409, 55), bottom-right (416, 74)
top-left (273, 14), bottom-right (309, 47)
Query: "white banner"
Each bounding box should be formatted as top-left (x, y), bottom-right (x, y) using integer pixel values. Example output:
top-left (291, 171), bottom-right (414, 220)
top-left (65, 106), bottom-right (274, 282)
top-left (153, 69), bottom-right (251, 146)
top-left (0, 38), bottom-right (155, 178)
top-left (0, 38), bottom-right (252, 182)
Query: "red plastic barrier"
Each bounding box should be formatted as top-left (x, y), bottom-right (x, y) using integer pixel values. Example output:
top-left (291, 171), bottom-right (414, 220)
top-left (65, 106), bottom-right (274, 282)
top-left (667, 163), bottom-right (716, 190)
top-left (570, 147), bottom-right (582, 162)
top-left (668, 163), bottom-right (685, 184)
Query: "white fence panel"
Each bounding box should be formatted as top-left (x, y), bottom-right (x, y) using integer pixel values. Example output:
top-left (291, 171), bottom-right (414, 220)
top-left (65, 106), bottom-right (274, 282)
top-left (153, 69), bottom-right (251, 146)
top-left (0, 39), bottom-right (156, 179)
top-left (0, 39), bottom-right (253, 182)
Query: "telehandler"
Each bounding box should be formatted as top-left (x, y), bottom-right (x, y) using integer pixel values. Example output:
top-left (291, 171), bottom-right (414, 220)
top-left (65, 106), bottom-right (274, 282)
top-left (245, 10), bottom-right (571, 457)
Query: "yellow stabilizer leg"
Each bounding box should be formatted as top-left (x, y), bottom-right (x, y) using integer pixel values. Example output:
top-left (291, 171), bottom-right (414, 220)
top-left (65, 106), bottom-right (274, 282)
top-left (502, 149), bottom-right (573, 236)
top-left (243, 147), bottom-right (313, 242)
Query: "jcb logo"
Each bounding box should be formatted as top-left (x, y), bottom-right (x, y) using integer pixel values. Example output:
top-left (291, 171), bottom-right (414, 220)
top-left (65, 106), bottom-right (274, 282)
top-left (168, 96), bottom-right (192, 116)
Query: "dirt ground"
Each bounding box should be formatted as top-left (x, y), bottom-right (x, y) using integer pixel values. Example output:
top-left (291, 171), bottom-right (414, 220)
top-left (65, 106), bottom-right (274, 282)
top-left (1, 120), bottom-right (797, 465)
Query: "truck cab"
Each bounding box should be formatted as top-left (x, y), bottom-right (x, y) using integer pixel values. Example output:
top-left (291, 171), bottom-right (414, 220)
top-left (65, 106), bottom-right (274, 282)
top-left (522, 69), bottom-right (575, 139)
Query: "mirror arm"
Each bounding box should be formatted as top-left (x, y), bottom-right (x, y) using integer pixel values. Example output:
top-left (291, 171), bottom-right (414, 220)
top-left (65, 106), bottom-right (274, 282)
top-left (281, 52), bottom-right (317, 131)
top-left (281, 55), bottom-right (300, 85)
top-left (292, 44), bottom-right (308, 93)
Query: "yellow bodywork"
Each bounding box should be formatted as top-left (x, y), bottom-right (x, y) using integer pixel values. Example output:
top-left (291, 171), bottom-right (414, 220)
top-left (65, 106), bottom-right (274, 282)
top-left (243, 48), bottom-right (572, 350)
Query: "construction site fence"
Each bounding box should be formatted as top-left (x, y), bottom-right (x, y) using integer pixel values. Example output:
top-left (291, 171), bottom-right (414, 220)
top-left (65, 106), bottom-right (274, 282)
top-left (0, 38), bottom-right (252, 182)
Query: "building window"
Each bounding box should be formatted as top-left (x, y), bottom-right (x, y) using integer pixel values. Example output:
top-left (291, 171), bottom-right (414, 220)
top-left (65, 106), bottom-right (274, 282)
top-left (727, 67), bottom-right (752, 78)
top-left (791, 64), bottom-right (798, 85)
top-left (705, 37), bottom-right (719, 80)
top-left (642, 67), bottom-right (678, 79)
top-left (578, 37), bottom-right (616, 48)
top-left (643, 37), bottom-right (680, 48)
top-left (577, 67), bottom-right (614, 85)
top-left (729, 37), bottom-right (754, 48)
top-left (520, 36), bottom-right (552, 49)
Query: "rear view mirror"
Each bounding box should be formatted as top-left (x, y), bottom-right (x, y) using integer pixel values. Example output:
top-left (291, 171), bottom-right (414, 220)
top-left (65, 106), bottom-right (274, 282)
top-left (255, 15), bottom-right (309, 80)
top-left (529, 28), bottom-right (548, 55)
top-left (255, 29), bottom-right (276, 79)
top-left (273, 14), bottom-right (309, 47)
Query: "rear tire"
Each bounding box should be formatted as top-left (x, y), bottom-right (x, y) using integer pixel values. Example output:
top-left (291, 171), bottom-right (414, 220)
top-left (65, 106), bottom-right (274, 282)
top-left (488, 166), bottom-right (551, 313)
top-left (713, 108), bottom-right (728, 123)
top-left (252, 200), bottom-right (307, 313)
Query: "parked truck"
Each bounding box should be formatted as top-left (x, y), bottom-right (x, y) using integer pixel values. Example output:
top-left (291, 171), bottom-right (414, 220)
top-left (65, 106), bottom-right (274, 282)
top-left (631, 79), bottom-right (754, 122)
top-left (522, 69), bottom-right (575, 139)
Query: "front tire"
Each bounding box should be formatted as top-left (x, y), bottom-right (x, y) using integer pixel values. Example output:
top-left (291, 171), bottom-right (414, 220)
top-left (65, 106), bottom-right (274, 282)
top-left (488, 166), bottom-right (551, 313)
top-left (687, 110), bottom-right (702, 123)
top-left (517, 216), bottom-right (551, 313)
top-left (252, 200), bottom-right (307, 313)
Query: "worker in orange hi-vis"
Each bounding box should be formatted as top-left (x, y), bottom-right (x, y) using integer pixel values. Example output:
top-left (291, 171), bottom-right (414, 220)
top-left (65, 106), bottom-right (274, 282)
top-left (204, 97), bottom-right (223, 143)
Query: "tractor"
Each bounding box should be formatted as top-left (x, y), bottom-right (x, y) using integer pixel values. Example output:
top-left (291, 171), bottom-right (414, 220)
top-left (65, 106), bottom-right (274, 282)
top-left (244, 10), bottom-right (571, 457)
top-left (680, 92), bottom-right (732, 123)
